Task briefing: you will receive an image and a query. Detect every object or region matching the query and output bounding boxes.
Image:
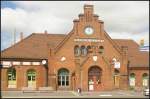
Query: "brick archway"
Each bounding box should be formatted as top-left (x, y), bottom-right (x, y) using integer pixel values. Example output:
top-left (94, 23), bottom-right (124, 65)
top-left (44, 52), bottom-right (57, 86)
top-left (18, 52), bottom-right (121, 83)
top-left (88, 66), bottom-right (102, 91)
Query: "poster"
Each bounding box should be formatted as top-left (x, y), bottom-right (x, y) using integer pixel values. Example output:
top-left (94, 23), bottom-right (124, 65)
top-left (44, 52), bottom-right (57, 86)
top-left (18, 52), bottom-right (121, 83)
top-left (89, 85), bottom-right (94, 91)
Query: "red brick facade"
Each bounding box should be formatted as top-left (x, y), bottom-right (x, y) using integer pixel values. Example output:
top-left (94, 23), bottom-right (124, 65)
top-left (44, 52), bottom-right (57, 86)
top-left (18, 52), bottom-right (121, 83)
top-left (1, 5), bottom-right (149, 91)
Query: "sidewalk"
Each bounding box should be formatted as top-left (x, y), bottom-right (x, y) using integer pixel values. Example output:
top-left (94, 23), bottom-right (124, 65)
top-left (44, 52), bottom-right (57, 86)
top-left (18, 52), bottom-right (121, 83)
top-left (1, 90), bottom-right (148, 98)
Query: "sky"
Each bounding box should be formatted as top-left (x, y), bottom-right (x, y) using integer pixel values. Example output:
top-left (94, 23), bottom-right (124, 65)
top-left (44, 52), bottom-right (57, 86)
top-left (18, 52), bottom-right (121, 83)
top-left (1, 1), bottom-right (149, 51)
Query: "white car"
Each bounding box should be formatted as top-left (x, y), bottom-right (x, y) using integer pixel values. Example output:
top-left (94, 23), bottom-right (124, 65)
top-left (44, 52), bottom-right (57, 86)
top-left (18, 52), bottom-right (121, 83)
top-left (144, 88), bottom-right (149, 96)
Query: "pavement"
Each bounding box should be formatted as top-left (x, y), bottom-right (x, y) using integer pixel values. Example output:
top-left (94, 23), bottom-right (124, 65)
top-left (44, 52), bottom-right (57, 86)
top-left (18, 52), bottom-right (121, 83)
top-left (1, 90), bottom-right (149, 98)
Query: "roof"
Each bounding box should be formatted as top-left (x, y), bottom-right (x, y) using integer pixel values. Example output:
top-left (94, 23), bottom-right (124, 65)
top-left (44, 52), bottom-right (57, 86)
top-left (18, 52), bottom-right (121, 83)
top-left (1, 33), bottom-right (66, 59)
top-left (1, 33), bottom-right (149, 67)
top-left (113, 39), bottom-right (149, 67)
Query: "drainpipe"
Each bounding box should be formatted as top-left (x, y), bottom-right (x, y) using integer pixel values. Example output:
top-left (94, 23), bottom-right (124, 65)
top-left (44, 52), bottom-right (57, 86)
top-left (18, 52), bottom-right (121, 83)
top-left (42, 59), bottom-right (48, 87)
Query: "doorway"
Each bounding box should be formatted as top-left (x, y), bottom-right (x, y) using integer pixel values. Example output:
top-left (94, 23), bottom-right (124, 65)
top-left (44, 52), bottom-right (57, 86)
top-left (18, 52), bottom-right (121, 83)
top-left (88, 66), bottom-right (102, 91)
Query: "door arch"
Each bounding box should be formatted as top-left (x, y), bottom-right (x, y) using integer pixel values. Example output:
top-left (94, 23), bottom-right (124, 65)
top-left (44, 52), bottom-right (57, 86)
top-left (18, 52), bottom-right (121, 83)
top-left (88, 66), bottom-right (102, 91)
top-left (27, 69), bottom-right (36, 88)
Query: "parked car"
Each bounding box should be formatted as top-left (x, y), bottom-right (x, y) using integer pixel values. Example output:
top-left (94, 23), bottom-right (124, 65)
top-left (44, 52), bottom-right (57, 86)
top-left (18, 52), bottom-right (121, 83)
top-left (143, 88), bottom-right (149, 96)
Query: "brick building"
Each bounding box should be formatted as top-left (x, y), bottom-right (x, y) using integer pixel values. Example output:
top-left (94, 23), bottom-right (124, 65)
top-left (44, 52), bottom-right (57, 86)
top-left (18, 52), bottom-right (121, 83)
top-left (1, 5), bottom-right (149, 91)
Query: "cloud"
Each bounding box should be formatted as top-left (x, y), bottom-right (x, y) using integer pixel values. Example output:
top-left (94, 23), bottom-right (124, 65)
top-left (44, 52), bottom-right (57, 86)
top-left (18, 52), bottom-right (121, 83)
top-left (1, 1), bottom-right (149, 50)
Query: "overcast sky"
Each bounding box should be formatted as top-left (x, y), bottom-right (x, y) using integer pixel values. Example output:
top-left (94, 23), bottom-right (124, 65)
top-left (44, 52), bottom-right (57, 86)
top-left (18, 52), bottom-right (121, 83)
top-left (1, 1), bottom-right (149, 51)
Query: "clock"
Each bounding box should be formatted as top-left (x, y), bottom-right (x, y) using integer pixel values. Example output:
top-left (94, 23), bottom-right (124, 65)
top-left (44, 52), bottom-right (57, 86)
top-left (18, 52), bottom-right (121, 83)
top-left (84, 26), bottom-right (94, 35)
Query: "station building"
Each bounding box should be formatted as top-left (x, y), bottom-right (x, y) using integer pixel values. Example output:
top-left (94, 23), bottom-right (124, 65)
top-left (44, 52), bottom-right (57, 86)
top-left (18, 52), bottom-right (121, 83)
top-left (1, 5), bottom-right (149, 91)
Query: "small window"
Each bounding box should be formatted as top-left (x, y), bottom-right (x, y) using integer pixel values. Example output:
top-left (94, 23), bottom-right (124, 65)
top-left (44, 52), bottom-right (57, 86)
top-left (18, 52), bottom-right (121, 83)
top-left (87, 46), bottom-right (92, 54)
top-left (99, 46), bottom-right (104, 54)
top-left (81, 46), bottom-right (87, 56)
top-left (74, 45), bottom-right (81, 56)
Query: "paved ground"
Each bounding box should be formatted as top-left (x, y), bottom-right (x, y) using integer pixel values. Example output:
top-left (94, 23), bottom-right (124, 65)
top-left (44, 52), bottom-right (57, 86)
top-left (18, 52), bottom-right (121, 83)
top-left (1, 90), bottom-right (149, 98)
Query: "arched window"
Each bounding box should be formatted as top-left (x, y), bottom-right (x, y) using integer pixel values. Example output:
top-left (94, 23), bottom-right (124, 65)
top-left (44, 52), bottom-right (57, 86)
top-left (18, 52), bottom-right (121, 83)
top-left (87, 45), bottom-right (92, 54)
top-left (58, 68), bottom-right (69, 86)
top-left (142, 73), bottom-right (149, 87)
top-left (81, 46), bottom-right (87, 56)
top-left (99, 46), bottom-right (104, 54)
top-left (7, 68), bottom-right (16, 88)
top-left (74, 45), bottom-right (81, 56)
top-left (129, 73), bottom-right (136, 87)
top-left (27, 69), bottom-right (36, 88)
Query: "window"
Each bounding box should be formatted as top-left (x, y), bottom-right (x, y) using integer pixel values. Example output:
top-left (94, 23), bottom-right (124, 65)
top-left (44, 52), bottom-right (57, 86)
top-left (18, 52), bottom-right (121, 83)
top-left (87, 45), bottom-right (92, 54)
top-left (74, 45), bottom-right (81, 56)
top-left (81, 46), bottom-right (87, 56)
top-left (99, 46), bottom-right (104, 54)
top-left (27, 69), bottom-right (36, 88)
top-left (58, 68), bottom-right (69, 86)
top-left (142, 73), bottom-right (149, 87)
top-left (7, 68), bottom-right (16, 88)
top-left (129, 73), bottom-right (136, 87)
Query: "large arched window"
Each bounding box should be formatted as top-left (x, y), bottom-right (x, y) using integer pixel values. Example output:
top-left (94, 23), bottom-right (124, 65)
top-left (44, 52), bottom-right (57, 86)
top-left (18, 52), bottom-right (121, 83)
top-left (74, 45), bottom-right (81, 56)
top-left (27, 69), bottom-right (36, 88)
top-left (58, 68), bottom-right (69, 86)
top-left (7, 68), bottom-right (16, 88)
top-left (142, 73), bottom-right (149, 87)
top-left (129, 73), bottom-right (136, 87)
top-left (81, 46), bottom-right (87, 56)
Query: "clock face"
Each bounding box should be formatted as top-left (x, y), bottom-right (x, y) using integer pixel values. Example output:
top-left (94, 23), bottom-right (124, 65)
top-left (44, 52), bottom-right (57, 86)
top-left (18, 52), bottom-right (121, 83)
top-left (84, 27), bottom-right (94, 35)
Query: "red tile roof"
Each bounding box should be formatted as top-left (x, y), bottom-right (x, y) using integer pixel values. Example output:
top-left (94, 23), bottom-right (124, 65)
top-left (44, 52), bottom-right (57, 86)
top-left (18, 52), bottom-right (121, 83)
top-left (1, 33), bottom-right (66, 59)
top-left (1, 33), bottom-right (149, 67)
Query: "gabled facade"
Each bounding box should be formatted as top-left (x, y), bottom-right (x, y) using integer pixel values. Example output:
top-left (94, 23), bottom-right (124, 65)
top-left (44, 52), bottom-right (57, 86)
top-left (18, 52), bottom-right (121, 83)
top-left (1, 5), bottom-right (149, 91)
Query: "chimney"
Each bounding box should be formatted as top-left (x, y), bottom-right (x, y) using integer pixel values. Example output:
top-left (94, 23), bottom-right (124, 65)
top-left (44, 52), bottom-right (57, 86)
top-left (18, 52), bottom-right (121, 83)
top-left (44, 30), bottom-right (48, 34)
top-left (20, 32), bottom-right (23, 41)
top-left (84, 4), bottom-right (93, 15)
top-left (84, 4), bottom-right (93, 22)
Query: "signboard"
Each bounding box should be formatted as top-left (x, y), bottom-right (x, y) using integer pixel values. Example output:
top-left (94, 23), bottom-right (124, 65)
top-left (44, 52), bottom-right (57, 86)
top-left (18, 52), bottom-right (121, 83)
top-left (114, 62), bottom-right (120, 68)
top-left (74, 38), bottom-right (104, 42)
top-left (89, 85), bottom-right (94, 91)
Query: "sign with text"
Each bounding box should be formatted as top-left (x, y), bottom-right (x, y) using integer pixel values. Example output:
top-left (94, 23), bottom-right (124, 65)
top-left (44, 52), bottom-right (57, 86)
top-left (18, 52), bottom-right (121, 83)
top-left (74, 38), bottom-right (104, 42)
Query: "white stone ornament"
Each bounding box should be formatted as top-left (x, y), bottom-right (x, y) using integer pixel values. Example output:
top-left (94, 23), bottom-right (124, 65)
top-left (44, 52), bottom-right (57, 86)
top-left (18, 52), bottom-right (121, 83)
top-left (61, 57), bottom-right (66, 62)
top-left (114, 62), bottom-right (120, 68)
top-left (93, 56), bottom-right (98, 61)
top-left (42, 60), bottom-right (47, 65)
top-left (112, 58), bottom-right (117, 62)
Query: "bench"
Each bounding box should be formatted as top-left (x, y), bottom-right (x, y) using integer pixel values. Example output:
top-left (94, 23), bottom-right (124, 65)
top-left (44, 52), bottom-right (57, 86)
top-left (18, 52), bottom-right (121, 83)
top-left (38, 87), bottom-right (54, 93)
top-left (22, 87), bottom-right (37, 93)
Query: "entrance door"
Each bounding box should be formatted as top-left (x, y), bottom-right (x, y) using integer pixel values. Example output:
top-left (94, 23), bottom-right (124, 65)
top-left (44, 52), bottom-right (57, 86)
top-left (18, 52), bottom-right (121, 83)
top-left (114, 69), bottom-right (120, 88)
top-left (88, 66), bottom-right (102, 91)
top-left (27, 70), bottom-right (36, 88)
